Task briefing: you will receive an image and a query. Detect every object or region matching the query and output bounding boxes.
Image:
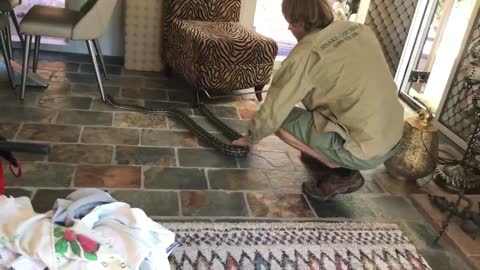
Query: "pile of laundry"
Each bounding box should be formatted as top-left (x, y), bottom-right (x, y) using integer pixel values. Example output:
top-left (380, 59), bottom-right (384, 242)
top-left (0, 189), bottom-right (180, 270)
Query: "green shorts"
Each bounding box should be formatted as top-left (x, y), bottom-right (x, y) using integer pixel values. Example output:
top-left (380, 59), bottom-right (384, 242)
top-left (280, 107), bottom-right (394, 170)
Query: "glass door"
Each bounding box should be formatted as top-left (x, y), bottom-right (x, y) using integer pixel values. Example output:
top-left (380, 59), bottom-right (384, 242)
top-left (396, 0), bottom-right (477, 113)
top-left (252, 0), bottom-right (297, 68)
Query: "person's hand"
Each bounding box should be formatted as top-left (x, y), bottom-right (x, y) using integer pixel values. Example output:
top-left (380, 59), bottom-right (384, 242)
top-left (232, 136), bottom-right (249, 147)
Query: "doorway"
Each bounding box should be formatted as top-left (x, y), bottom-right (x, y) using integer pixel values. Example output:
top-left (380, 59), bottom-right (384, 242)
top-left (396, 0), bottom-right (478, 113)
top-left (252, 0), bottom-right (297, 66)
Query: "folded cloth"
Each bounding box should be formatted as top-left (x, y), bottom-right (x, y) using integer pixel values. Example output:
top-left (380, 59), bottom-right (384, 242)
top-left (1, 192), bottom-right (176, 270)
top-left (80, 202), bottom-right (175, 270)
top-left (52, 188), bottom-right (116, 227)
top-left (0, 248), bottom-right (45, 270)
top-left (0, 196), bottom-right (55, 269)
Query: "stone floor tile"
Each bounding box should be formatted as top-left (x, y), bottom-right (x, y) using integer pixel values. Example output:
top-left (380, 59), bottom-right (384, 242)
top-left (236, 100), bottom-right (258, 120)
top-left (286, 151), bottom-right (311, 172)
top-left (222, 119), bottom-right (249, 134)
top-left (196, 132), bottom-right (232, 149)
top-left (81, 127), bottom-right (139, 145)
top-left (374, 172), bottom-right (421, 194)
top-left (37, 60), bottom-right (79, 72)
top-left (167, 90), bottom-right (194, 103)
top-left (168, 116), bottom-right (219, 132)
top-left (4, 188), bottom-right (32, 198)
top-left (66, 73), bottom-right (96, 84)
top-left (49, 144), bottom-right (113, 164)
top-left (121, 69), bottom-right (166, 78)
top-left (32, 189), bottom-right (75, 213)
top-left (246, 193), bottom-right (315, 218)
top-left (79, 64), bottom-right (122, 75)
top-left (0, 92), bottom-right (39, 106)
top-left (369, 195), bottom-right (424, 220)
top-left (115, 146), bottom-right (175, 166)
top-left (114, 112), bottom-right (167, 129)
top-left (74, 165), bottom-right (141, 188)
top-left (56, 110), bottom-right (113, 126)
top-left (143, 78), bottom-right (168, 89)
top-left (17, 124), bottom-right (81, 143)
top-left (308, 195), bottom-right (377, 219)
top-left (14, 152), bottom-right (48, 162)
top-left (144, 78), bottom-right (191, 89)
top-left (37, 69), bottom-right (53, 79)
top-left (103, 56), bottom-right (124, 66)
top-left (90, 98), bottom-right (144, 111)
top-left (239, 151), bottom-right (295, 170)
top-left (208, 169), bottom-right (270, 190)
top-left (110, 190), bottom-right (179, 216)
top-left (420, 250), bottom-right (475, 270)
top-left (144, 167), bottom-right (208, 190)
top-left (50, 71), bottom-right (66, 83)
top-left (141, 129), bottom-right (197, 147)
top-left (364, 178), bottom-right (385, 193)
top-left (400, 221), bottom-right (452, 251)
top-left (0, 107), bottom-right (56, 123)
top-left (411, 194), bottom-right (480, 259)
top-left (180, 191), bottom-right (248, 217)
top-left (468, 256), bottom-right (480, 270)
top-left (253, 136), bottom-right (295, 153)
top-left (145, 100), bottom-right (193, 114)
top-left (0, 122), bottom-right (20, 139)
top-left (4, 163), bottom-right (74, 187)
top-left (265, 170), bottom-right (314, 192)
top-left (103, 75), bottom-right (144, 88)
top-left (121, 88), bottom-right (168, 100)
top-left (45, 82), bottom-right (70, 95)
top-left (38, 95), bottom-right (92, 110)
top-left (178, 148), bottom-right (238, 168)
top-left (70, 84), bottom-right (120, 97)
top-left (193, 105), bottom-right (239, 119)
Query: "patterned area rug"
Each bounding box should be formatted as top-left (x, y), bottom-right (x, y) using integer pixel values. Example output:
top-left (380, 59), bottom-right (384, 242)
top-left (164, 222), bottom-right (431, 270)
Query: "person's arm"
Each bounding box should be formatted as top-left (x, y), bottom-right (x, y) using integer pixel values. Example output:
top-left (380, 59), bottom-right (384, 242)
top-left (246, 53), bottom-right (318, 144)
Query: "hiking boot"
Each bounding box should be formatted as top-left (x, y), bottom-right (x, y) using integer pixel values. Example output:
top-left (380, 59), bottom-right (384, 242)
top-left (302, 170), bottom-right (365, 201)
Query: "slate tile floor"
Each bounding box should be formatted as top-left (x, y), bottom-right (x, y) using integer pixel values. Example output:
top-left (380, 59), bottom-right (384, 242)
top-left (0, 50), bottom-right (476, 269)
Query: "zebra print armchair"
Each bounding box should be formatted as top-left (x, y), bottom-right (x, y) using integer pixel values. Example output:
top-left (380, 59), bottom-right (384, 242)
top-left (163, 0), bottom-right (278, 101)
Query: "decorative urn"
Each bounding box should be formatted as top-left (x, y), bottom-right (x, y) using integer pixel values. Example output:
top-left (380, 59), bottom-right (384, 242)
top-left (384, 109), bottom-right (439, 181)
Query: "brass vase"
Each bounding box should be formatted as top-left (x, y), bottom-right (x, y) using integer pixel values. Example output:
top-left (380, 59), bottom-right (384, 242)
top-left (384, 109), bottom-right (439, 181)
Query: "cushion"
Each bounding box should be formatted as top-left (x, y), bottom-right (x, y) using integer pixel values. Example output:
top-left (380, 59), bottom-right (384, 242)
top-left (20, 5), bottom-right (81, 38)
top-left (170, 20), bottom-right (277, 67)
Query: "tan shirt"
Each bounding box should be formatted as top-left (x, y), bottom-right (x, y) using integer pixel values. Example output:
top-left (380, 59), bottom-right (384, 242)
top-left (248, 21), bottom-right (404, 160)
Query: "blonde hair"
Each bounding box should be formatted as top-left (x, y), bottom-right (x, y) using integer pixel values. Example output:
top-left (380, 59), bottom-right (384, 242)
top-left (282, 0), bottom-right (334, 32)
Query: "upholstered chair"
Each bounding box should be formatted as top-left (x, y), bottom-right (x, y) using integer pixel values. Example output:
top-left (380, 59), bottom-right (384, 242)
top-left (163, 0), bottom-right (278, 102)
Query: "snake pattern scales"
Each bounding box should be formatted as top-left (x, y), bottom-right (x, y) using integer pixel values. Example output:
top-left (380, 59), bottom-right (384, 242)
top-left (105, 95), bottom-right (249, 157)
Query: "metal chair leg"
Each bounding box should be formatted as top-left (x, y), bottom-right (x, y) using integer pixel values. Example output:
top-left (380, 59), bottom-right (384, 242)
top-left (86, 40), bottom-right (106, 101)
top-left (0, 29), bottom-right (14, 89)
top-left (93, 39), bottom-right (109, 80)
top-left (33, 35), bottom-right (40, 73)
top-left (9, 11), bottom-right (24, 48)
top-left (21, 35), bottom-right (32, 100)
top-left (5, 23), bottom-right (13, 61)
